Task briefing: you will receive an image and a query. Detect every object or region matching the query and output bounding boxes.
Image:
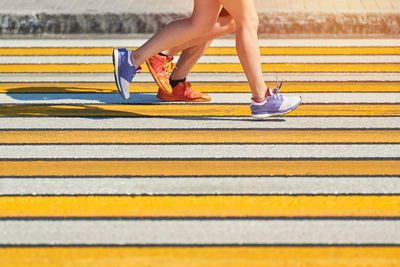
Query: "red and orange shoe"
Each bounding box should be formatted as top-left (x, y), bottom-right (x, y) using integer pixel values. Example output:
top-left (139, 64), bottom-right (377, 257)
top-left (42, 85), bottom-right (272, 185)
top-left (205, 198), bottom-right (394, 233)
top-left (146, 54), bottom-right (174, 95)
top-left (157, 81), bottom-right (211, 102)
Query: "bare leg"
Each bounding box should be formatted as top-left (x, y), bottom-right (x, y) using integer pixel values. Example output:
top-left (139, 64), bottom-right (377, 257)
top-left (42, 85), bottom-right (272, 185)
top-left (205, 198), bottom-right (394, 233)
top-left (217, 0), bottom-right (267, 100)
top-left (169, 41), bottom-right (212, 81)
top-left (132, 0), bottom-right (221, 66)
top-left (163, 13), bottom-right (235, 57)
top-left (166, 10), bottom-right (236, 82)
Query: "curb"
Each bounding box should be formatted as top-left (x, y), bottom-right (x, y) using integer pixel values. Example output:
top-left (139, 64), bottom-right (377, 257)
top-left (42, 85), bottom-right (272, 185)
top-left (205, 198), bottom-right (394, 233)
top-left (1, 12), bottom-right (399, 35)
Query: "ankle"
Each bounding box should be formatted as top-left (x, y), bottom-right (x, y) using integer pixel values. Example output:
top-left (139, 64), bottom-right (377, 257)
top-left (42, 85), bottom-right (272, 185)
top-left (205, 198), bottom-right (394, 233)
top-left (251, 96), bottom-right (267, 105)
top-left (130, 52), bottom-right (141, 69)
top-left (158, 52), bottom-right (170, 57)
top-left (170, 78), bottom-right (186, 88)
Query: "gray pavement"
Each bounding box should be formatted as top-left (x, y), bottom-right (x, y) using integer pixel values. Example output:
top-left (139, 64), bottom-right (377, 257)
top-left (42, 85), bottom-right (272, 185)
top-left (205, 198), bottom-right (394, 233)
top-left (2, 177), bottom-right (400, 195)
top-left (2, 220), bottom-right (400, 245)
top-left (0, 0), bottom-right (399, 35)
top-left (1, 144), bottom-right (398, 159)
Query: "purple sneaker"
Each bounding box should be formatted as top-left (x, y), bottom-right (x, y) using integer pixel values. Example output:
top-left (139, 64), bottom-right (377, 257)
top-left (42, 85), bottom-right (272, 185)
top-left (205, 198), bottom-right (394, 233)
top-left (112, 48), bottom-right (141, 100)
top-left (250, 80), bottom-right (302, 119)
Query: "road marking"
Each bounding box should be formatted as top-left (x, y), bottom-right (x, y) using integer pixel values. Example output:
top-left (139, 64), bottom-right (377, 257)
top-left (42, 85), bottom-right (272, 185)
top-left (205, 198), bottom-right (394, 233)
top-left (1, 196), bottom-right (400, 217)
top-left (1, 220), bottom-right (400, 245)
top-left (2, 195), bottom-right (400, 217)
top-left (3, 47), bottom-right (399, 56)
top-left (0, 160), bottom-right (398, 177)
top-left (206, 47), bottom-right (400, 55)
top-left (0, 104), bottom-right (398, 117)
top-left (1, 92), bottom-right (399, 104)
top-left (0, 144), bottom-right (398, 159)
top-left (1, 130), bottom-right (398, 144)
top-left (1, 72), bottom-right (399, 82)
top-left (1, 63), bottom-right (399, 73)
top-left (0, 117), bottom-right (398, 129)
top-left (0, 81), bottom-right (399, 93)
top-left (0, 38), bottom-right (399, 253)
top-left (0, 195), bottom-right (400, 219)
top-left (0, 247), bottom-right (399, 267)
top-left (3, 55), bottom-right (400, 64)
top-left (0, 39), bottom-right (399, 47)
top-left (1, 177), bottom-right (399, 195)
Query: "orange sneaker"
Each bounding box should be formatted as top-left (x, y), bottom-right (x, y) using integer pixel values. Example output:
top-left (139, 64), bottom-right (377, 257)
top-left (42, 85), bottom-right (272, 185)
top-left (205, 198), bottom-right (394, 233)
top-left (146, 54), bottom-right (174, 94)
top-left (157, 81), bottom-right (211, 102)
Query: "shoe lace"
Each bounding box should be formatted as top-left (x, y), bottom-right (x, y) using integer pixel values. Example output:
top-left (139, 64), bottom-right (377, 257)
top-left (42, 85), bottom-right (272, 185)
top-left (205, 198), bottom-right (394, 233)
top-left (163, 56), bottom-right (175, 76)
top-left (183, 81), bottom-right (194, 96)
top-left (271, 77), bottom-right (284, 100)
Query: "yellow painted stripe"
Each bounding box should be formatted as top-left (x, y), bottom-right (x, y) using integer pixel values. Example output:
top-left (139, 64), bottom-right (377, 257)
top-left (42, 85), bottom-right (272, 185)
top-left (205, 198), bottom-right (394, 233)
top-left (1, 247), bottom-right (399, 267)
top-left (1, 63), bottom-right (399, 73)
top-left (1, 130), bottom-right (399, 144)
top-left (0, 47), bottom-right (399, 56)
top-left (0, 82), bottom-right (399, 93)
top-left (0, 160), bottom-right (398, 177)
top-left (2, 195), bottom-right (400, 217)
top-left (0, 104), bottom-right (398, 117)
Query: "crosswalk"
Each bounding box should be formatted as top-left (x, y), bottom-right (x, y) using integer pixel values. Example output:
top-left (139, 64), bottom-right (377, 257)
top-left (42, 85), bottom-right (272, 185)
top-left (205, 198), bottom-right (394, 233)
top-left (0, 38), bottom-right (399, 266)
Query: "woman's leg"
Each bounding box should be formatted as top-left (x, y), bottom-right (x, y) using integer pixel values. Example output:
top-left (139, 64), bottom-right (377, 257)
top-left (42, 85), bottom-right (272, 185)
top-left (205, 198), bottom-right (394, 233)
top-left (216, 0), bottom-right (267, 100)
top-left (132, 0), bottom-right (221, 66)
top-left (163, 12), bottom-right (235, 57)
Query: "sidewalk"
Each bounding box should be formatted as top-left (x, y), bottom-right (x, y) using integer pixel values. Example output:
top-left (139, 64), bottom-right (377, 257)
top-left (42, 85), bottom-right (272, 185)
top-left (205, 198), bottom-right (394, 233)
top-left (0, 0), bottom-right (399, 36)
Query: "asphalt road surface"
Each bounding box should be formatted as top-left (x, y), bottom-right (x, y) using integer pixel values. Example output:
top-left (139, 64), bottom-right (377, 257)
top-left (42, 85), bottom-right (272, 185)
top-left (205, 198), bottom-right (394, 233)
top-left (0, 38), bottom-right (399, 266)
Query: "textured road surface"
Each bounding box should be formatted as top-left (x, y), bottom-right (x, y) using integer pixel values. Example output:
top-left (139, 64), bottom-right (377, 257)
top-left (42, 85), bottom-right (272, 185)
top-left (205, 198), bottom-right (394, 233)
top-left (0, 38), bottom-right (399, 266)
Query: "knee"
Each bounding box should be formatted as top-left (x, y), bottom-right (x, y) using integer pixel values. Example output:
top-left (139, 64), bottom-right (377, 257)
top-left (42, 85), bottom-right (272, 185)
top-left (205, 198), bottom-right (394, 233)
top-left (189, 17), bottom-right (217, 35)
top-left (219, 15), bottom-right (236, 34)
top-left (235, 14), bottom-right (259, 32)
top-left (227, 17), bottom-right (237, 33)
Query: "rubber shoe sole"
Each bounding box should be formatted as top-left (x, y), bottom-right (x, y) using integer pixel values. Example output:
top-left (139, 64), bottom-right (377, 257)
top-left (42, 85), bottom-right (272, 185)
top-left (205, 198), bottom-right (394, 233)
top-left (113, 48), bottom-right (129, 100)
top-left (251, 97), bottom-right (302, 120)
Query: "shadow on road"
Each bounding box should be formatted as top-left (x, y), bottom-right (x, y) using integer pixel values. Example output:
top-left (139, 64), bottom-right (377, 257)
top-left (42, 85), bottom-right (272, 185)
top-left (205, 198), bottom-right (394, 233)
top-left (2, 85), bottom-right (286, 122)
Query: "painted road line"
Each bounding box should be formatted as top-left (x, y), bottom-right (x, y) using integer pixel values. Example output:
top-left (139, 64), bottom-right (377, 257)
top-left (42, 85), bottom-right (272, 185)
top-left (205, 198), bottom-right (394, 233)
top-left (0, 39), bottom-right (399, 47)
top-left (1, 130), bottom-right (398, 144)
top-left (1, 220), bottom-right (399, 245)
top-left (0, 144), bottom-right (398, 159)
top-left (3, 55), bottom-right (400, 64)
top-left (1, 63), bottom-right (399, 73)
top-left (0, 160), bottom-right (398, 177)
top-left (0, 82), bottom-right (399, 93)
top-left (1, 73), bottom-right (399, 82)
top-left (2, 47), bottom-right (400, 56)
top-left (0, 117), bottom-right (399, 130)
top-left (1, 177), bottom-right (399, 195)
top-left (1, 196), bottom-right (400, 217)
top-left (0, 247), bottom-right (399, 267)
top-left (1, 93), bottom-right (399, 104)
top-left (205, 47), bottom-right (400, 55)
top-left (0, 104), bottom-right (398, 117)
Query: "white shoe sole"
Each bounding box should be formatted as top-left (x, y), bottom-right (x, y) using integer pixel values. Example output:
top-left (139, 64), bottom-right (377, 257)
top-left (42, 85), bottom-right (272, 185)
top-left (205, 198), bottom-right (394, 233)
top-left (251, 97), bottom-right (302, 120)
top-left (112, 49), bottom-right (129, 100)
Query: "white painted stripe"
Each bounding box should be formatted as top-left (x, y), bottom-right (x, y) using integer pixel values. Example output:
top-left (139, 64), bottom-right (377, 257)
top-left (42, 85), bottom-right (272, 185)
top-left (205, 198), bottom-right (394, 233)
top-left (1, 177), bottom-right (399, 195)
top-left (0, 117), bottom-right (398, 129)
top-left (0, 39), bottom-right (399, 48)
top-left (0, 144), bottom-right (398, 159)
top-left (207, 92), bottom-right (400, 104)
top-left (3, 55), bottom-right (400, 64)
top-left (211, 39), bottom-right (400, 48)
top-left (1, 220), bottom-right (399, 245)
top-left (1, 93), bottom-right (398, 104)
top-left (198, 55), bottom-right (400, 64)
top-left (0, 73), bottom-right (399, 82)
